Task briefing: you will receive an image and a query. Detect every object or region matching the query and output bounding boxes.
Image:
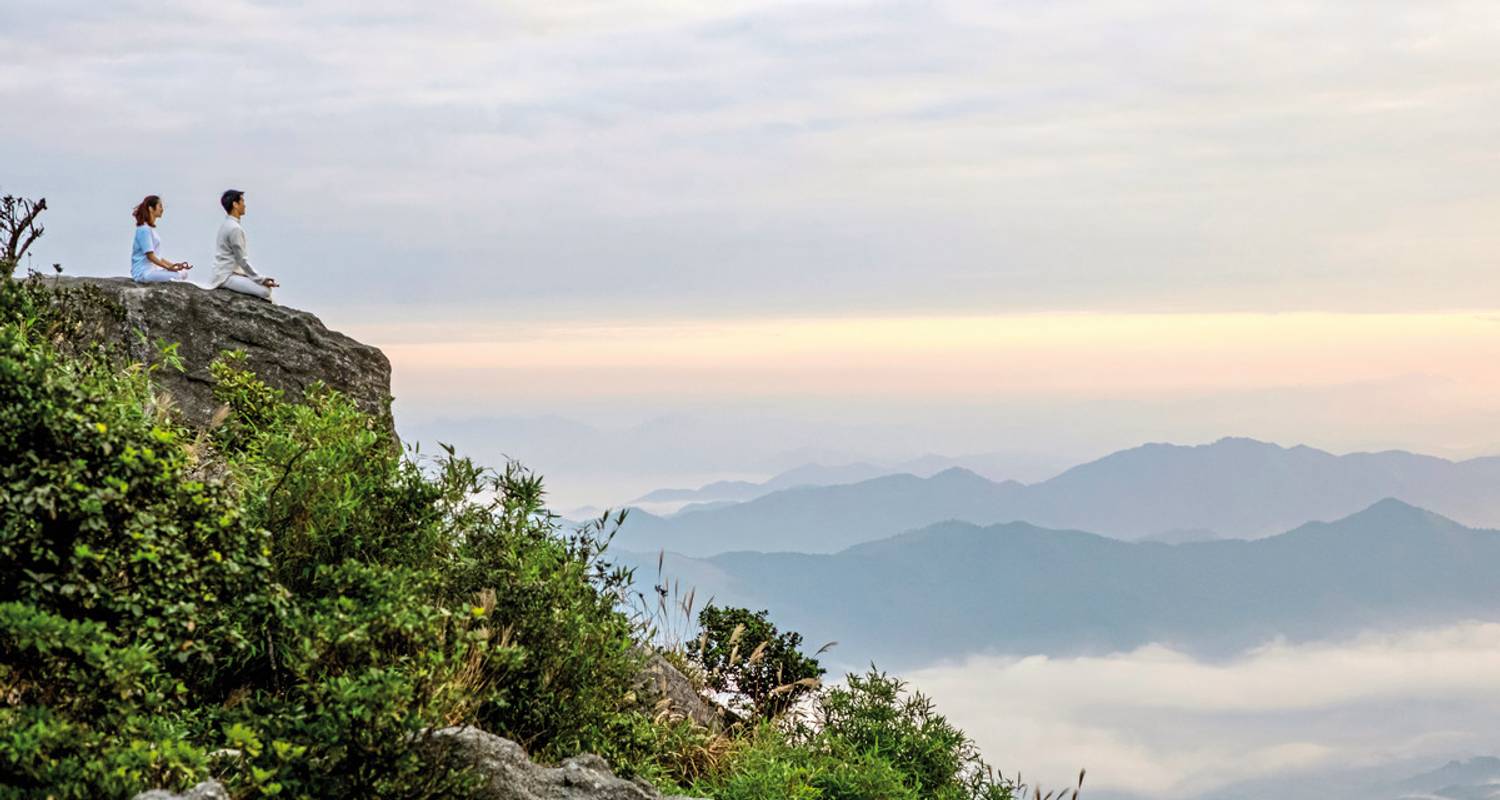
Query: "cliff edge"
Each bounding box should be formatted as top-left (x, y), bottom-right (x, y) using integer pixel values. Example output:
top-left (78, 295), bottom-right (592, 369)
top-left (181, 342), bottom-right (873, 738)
top-left (41, 276), bottom-right (391, 430)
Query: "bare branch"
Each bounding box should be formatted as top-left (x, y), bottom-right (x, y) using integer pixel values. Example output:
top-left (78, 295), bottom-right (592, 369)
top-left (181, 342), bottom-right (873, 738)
top-left (1, 192), bottom-right (48, 267)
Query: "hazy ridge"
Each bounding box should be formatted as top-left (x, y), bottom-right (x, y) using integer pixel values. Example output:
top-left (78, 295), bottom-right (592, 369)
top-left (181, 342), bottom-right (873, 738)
top-left (624, 499), bottom-right (1500, 669)
top-left (614, 437), bottom-right (1500, 556)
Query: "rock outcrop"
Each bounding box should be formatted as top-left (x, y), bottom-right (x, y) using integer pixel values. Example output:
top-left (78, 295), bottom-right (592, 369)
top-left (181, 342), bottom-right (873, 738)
top-left (428, 727), bottom-right (706, 800)
top-left (132, 783), bottom-right (229, 800)
top-left (130, 729), bottom-right (707, 800)
top-left (42, 276), bottom-right (391, 430)
top-left (632, 652), bottom-right (725, 733)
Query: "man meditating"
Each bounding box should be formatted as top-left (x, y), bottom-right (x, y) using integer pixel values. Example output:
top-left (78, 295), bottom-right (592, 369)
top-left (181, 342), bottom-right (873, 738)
top-left (212, 190), bottom-right (280, 300)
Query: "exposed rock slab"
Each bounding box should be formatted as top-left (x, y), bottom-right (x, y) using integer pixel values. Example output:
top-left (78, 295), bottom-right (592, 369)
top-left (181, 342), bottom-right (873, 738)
top-left (42, 276), bottom-right (391, 430)
top-left (431, 727), bottom-right (706, 800)
top-left (632, 652), bottom-right (725, 733)
top-left (131, 728), bottom-right (706, 800)
top-left (132, 782), bottom-right (230, 800)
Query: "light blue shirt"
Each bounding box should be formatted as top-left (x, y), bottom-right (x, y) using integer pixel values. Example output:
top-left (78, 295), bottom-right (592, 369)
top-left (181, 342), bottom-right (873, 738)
top-left (131, 224), bottom-right (160, 280)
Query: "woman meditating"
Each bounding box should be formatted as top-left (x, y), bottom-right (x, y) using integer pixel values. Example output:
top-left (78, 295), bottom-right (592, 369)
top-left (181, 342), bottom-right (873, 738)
top-left (130, 195), bottom-right (192, 283)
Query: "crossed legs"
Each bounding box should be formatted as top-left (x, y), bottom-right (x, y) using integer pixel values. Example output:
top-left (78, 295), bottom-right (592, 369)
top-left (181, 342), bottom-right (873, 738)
top-left (220, 274), bottom-right (273, 300)
top-left (134, 267), bottom-right (187, 284)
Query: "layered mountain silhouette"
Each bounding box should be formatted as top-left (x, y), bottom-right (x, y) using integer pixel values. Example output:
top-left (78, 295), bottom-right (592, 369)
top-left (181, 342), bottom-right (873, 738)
top-left (630, 452), bottom-right (1068, 509)
top-left (622, 499), bottom-right (1500, 668)
top-left (614, 438), bottom-right (1500, 555)
top-left (631, 463), bottom-right (893, 505)
top-left (1395, 758), bottom-right (1500, 799)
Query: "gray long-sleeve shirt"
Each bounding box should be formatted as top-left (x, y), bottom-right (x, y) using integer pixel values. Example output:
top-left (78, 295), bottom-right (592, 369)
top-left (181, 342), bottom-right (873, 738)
top-left (212, 216), bottom-right (269, 288)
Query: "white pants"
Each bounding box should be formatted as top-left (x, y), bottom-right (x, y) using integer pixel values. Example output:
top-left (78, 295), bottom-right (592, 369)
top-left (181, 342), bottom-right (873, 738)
top-left (134, 267), bottom-right (187, 284)
top-left (220, 274), bottom-right (273, 300)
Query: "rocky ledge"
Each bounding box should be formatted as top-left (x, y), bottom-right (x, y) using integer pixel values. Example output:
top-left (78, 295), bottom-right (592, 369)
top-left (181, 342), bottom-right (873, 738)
top-left (132, 727), bottom-right (706, 800)
top-left (40, 276), bottom-right (391, 429)
top-left (428, 727), bottom-right (705, 800)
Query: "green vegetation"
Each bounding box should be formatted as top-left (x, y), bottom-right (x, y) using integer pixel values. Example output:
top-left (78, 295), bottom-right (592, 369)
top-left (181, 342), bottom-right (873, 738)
top-left (687, 606), bottom-right (826, 720)
top-left (689, 670), bottom-right (1016, 800)
top-left (0, 271), bottom-right (1030, 799)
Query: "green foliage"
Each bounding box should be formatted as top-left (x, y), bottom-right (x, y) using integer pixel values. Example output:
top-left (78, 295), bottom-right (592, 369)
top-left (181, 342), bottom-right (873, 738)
top-left (690, 724), bottom-right (924, 800)
top-left (210, 351), bottom-right (441, 591)
top-left (806, 670), bottom-right (1013, 800)
top-left (440, 466), bottom-right (642, 760)
top-left (688, 606), bottom-right (826, 720)
top-left (209, 353), bottom-right (645, 763)
top-left (693, 670), bottom-right (1016, 800)
top-left (0, 603), bottom-right (208, 798)
top-left (0, 275), bottom-right (270, 796)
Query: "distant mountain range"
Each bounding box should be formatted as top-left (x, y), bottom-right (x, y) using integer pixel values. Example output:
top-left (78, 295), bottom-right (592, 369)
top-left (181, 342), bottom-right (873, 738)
top-left (613, 437), bottom-right (1500, 556)
top-left (631, 462), bottom-right (895, 505)
top-left (629, 453), bottom-right (1070, 510)
top-left (618, 499), bottom-right (1500, 668)
top-left (1144, 755), bottom-right (1500, 800)
top-left (1395, 757), bottom-right (1500, 800)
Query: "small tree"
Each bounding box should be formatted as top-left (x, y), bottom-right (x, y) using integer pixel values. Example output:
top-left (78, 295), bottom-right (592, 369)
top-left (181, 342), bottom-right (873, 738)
top-left (2, 191), bottom-right (48, 273)
top-left (687, 606), bottom-right (825, 720)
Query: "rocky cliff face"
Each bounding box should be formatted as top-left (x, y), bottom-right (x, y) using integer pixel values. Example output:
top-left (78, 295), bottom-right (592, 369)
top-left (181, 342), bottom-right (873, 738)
top-left (43, 277), bottom-right (391, 430)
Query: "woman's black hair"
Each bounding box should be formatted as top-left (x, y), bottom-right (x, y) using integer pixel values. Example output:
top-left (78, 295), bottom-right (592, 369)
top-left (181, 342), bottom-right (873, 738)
top-left (220, 189), bottom-right (244, 214)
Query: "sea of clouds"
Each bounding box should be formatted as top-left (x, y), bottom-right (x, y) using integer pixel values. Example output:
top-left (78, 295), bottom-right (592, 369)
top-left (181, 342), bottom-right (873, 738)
top-left (909, 622), bottom-right (1500, 799)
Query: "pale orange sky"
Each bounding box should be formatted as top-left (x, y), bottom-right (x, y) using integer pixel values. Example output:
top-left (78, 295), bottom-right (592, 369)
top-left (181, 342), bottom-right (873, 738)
top-left (357, 310), bottom-right (1500, 405)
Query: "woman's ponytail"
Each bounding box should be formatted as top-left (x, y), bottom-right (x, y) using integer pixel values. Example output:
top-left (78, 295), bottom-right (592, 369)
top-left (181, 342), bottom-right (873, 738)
top-left (132, 195), bottom-right (161, 227)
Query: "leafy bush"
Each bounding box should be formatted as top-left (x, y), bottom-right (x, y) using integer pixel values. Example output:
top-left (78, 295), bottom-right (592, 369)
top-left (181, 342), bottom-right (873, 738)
top-left (0, 276), bottom-right (272, 795)
top-left (687, 606), bottom-right (826, 720)
top-left (693, 724), bottom-right (915, 800)
top-left (692, 669), bottom-right (1016, 800)
top-left (806, 669), bottom-right (1013, 800)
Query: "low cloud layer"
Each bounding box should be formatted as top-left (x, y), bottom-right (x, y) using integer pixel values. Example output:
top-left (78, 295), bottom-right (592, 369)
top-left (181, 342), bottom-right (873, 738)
top-left (908, 623), bottom-right (1500, 798)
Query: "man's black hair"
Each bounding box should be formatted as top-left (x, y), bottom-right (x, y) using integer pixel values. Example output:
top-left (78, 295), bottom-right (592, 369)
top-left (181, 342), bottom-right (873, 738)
top-left (220, 189), bottom-right (244, 214)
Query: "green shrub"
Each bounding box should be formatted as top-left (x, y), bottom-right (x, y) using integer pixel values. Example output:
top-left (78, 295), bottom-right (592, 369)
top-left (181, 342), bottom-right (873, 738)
top-left (690, 724), bottom-right (915, 800)
top-left (210, 353), bottom-right (647, 764)
top-left (0, 604), bottom-right (207, 799)
top-left (211, 351), bottom-right (448, 592)
top-left (806, 669), bottom-right (1013, 800)
top-left (691, 669), bottom-right (1016, 800)
top-left (0, 276), bottom-right (272, 795)
top-left (688, 606), bottom-right (826, 720)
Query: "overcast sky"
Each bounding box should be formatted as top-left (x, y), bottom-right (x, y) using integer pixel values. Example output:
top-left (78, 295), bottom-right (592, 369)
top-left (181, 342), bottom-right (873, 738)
top-left (7, 0), bottom-right (1500, 504)
top-left (9, 0), bottom-right (1500, 317)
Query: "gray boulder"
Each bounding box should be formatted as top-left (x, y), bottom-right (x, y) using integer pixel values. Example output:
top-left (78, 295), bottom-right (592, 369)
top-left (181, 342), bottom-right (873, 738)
top-left (129, 729), bottom-right (708, 799)
top-left (39, 276), bottom-right (391, 430)
top-left (132, 782), bottom-right (229, 800)
top-left (632, 652), bottom-right (725, 733)
top-left (430, 727), bottom-right (706, 800)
